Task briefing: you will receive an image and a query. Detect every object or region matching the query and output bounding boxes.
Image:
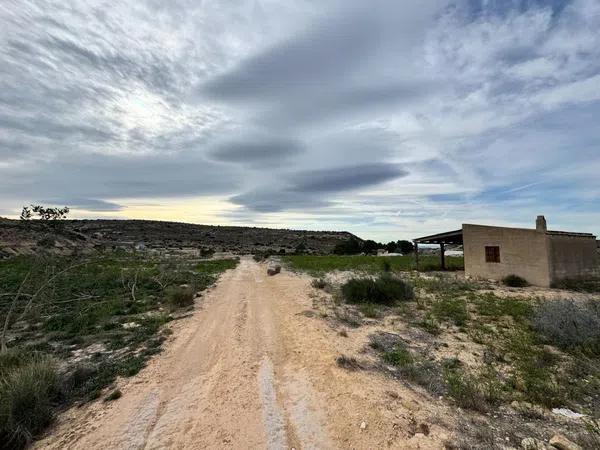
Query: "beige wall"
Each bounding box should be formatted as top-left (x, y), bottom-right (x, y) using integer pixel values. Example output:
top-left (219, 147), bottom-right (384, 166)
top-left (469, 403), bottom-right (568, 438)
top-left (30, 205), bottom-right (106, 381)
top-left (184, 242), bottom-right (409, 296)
top-left (463, 224), bottom-right (552, 286)
top-left (548, 234), bottom-right (598, 283)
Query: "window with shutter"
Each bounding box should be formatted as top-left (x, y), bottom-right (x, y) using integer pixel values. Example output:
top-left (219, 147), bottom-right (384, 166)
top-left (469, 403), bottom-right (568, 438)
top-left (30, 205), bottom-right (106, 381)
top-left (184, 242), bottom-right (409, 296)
top-left (485, 246), bottom-right (500, 263)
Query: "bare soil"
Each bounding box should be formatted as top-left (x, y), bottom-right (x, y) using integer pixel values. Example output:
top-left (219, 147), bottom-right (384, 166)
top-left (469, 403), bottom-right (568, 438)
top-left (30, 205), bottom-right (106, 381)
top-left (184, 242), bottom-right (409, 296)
top-left (34, 257), bottom-right (452, 450)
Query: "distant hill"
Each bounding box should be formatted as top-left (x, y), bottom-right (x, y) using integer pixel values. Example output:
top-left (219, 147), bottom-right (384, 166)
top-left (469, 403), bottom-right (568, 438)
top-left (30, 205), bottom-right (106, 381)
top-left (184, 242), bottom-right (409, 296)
top-left (0, 218), bottom-right (360, 257)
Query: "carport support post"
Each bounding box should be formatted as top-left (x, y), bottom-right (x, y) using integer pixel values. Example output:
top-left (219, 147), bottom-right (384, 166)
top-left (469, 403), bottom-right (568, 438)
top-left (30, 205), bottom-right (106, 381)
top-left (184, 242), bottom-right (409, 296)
top-left (414, 241), bottom-right (419, 271)
top-left (440, 243), bottom-right (446, 270)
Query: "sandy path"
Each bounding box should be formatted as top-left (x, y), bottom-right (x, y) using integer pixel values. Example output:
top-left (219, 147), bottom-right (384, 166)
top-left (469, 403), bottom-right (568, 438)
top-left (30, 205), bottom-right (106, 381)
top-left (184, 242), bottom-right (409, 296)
top-left (36, 257), bottom-right (451, 450)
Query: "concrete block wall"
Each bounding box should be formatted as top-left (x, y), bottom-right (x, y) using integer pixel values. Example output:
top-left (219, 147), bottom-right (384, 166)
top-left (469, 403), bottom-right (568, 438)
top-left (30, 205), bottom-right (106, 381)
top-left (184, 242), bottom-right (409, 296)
top-left (548, 234), bottom-right (598, 283)
top-left (463, 224), bottom-right (552, 287)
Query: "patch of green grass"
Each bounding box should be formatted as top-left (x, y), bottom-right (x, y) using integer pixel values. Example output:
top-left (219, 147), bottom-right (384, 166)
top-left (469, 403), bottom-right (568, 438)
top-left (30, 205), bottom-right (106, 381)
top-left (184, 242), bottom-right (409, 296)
top-left (445, 366), bottom-right (504, 412)
top-left (0, 352), bottom-right (60, 449)
top-left (432, 297), bottom-right (469, 326)
top-left (414, 274), bottom-right (475, 295)
top-left (358, 303), bottom-right (380, 318)
top-left (283, 255), bottom-right (463, 276)
top-left (416, 314), bottom-right (442, 335)
top-left (341, 276), bottom-right (414, 305)
top-left (382, 344), bottom-right (414, 367)
top-left (469, 292), bottom-right (533, 321)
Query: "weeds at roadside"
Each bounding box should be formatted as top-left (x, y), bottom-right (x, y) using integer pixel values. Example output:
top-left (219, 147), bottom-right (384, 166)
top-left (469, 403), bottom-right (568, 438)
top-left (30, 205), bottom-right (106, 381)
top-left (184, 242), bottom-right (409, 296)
top-left (165, 285), bottom-right (195, 308)
top-left (0, 253), bottom-right (237, 449)
top-left (336, 354), bottom-right (361, 370)
top-left (283, 254), bottom-right (464, 276)
top-left (342, 276), bottom-right (414, 305)
top-left (334, 310), bottom-right (362, 328)
top-left (0, 352), bottom-right (60, 449)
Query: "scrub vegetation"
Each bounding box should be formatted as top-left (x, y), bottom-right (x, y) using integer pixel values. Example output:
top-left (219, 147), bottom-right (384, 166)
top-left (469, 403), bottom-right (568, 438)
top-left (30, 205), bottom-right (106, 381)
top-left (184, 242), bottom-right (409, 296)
top-left (283, 254), bottom-right (464, 275)
top-left (0, 252), bottom-right (237, 449)
top-left (304, 261), bottom-right (600, 448)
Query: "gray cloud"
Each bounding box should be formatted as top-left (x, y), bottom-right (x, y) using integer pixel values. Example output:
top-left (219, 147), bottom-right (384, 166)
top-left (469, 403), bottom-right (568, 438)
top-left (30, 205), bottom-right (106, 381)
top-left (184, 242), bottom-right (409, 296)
top-left (41, 198), bottom-right (124, 212)
top-left (209, 136), bottom-right (304, 166)
top-left (230, 190), bottom-right (331, 213)
top-left (231, 163), bottom-right (408, 212)
top-left (290, 163), bottom-right (408, 193)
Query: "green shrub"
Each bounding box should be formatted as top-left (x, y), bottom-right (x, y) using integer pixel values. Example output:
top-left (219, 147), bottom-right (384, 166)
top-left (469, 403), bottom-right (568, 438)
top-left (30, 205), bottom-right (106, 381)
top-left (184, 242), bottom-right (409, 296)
top-left (382, 344), bottom-right (413, 367)
top-left (532, 299), bottom-right (600, 354)
top-left (333, 238), bottom-right (362, 255)
top-left (165, 285), bottom-right (195, 308)
top-left (416, 314), bottom-right (442, 335)
top-left (445, 368), bottom-right (502, 412)
top-left (502, 274), bottom-right (529, 287)
top-left (341, 276), bottom-right (413, 305)
top-left (0, 353), bottom-right (60, 449)
top-left (104, 389), bottom-right (122, 402)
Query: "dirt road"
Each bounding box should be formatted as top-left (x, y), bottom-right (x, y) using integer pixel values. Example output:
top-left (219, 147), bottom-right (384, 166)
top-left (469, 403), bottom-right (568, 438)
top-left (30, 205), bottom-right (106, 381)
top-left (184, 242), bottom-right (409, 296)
top-left (37, 258), bottom-right (451, 449)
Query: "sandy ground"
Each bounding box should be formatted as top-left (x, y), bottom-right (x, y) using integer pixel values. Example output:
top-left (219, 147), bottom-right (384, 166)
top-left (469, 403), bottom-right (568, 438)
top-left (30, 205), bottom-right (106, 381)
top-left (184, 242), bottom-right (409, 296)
top-left (35, 257), bottom-right (453, 450)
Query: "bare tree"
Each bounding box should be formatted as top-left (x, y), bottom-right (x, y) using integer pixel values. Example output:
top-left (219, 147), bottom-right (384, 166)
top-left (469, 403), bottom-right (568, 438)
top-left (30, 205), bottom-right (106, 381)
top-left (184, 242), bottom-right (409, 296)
top-left (20, 205), bottom-right (70, 222)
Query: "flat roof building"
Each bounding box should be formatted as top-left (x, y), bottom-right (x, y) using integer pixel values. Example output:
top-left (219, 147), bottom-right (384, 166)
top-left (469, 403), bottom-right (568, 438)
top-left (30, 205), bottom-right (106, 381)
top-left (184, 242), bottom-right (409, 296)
top-left (414, 216), bottom-right (598, 287)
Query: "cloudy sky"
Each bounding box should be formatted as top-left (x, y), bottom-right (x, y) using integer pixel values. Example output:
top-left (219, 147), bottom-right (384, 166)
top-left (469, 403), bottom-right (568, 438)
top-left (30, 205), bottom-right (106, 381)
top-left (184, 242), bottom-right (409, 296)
top-left (1, 0), bottom-right (599, 241)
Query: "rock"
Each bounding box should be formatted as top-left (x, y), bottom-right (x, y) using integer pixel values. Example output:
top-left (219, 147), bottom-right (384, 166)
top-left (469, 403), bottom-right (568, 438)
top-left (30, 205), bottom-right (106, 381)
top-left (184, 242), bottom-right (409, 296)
top-left (360, 421), bottom-right (367, 430)
top-left (549, 434), bottom-right (582, 450)
top-left (521, 437), bottom-right (549, 450)
top-left (414, 433), bottom-right (425, 439)
top-left (267, 264), bottom-right (281, 276)
top-left (551, 408), bottom-right (584, 419)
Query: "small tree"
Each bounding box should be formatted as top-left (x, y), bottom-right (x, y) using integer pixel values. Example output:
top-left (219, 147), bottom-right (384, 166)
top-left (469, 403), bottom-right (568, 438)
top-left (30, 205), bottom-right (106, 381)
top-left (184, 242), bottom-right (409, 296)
top-left (333, 238), bottom-right (362, 255)
top-left (20, 205), bottom-right (69, 222)
top-left (397, 240), bottom-right (414, 255)
top-left (385, 241), bottom-right (398, 253)
top-left (362, 240), bottom-right (380, 255)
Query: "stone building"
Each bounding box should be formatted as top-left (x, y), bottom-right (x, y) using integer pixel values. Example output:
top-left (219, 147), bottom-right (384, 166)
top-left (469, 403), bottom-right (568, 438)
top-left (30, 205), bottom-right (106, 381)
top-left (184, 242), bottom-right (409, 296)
top-left (414, 216), bottom-right (598, 287)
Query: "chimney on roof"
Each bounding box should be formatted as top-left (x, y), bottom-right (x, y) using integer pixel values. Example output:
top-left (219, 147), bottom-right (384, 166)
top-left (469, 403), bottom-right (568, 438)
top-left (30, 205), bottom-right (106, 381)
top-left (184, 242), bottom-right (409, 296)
top-left (536, 215), bottom-right (547, 232)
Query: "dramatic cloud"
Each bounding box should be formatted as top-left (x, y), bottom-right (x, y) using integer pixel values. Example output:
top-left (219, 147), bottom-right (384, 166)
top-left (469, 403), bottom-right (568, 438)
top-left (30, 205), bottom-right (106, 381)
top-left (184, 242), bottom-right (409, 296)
top-left (208, 135), bottom-right (304, 166)
top-left (1, 0), bottom-right (599, 240)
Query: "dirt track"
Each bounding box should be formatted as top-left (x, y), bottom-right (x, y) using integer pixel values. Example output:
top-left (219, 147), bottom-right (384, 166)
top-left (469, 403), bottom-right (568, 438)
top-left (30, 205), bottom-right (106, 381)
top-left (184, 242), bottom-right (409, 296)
top-left (36, 257), bottom-right (450, 449)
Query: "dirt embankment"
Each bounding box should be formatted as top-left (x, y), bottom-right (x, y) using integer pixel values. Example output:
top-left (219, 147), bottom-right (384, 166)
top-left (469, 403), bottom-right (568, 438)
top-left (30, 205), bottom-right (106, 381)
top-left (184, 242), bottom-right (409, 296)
top-left (35, 257), bottom-right (451, 450)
